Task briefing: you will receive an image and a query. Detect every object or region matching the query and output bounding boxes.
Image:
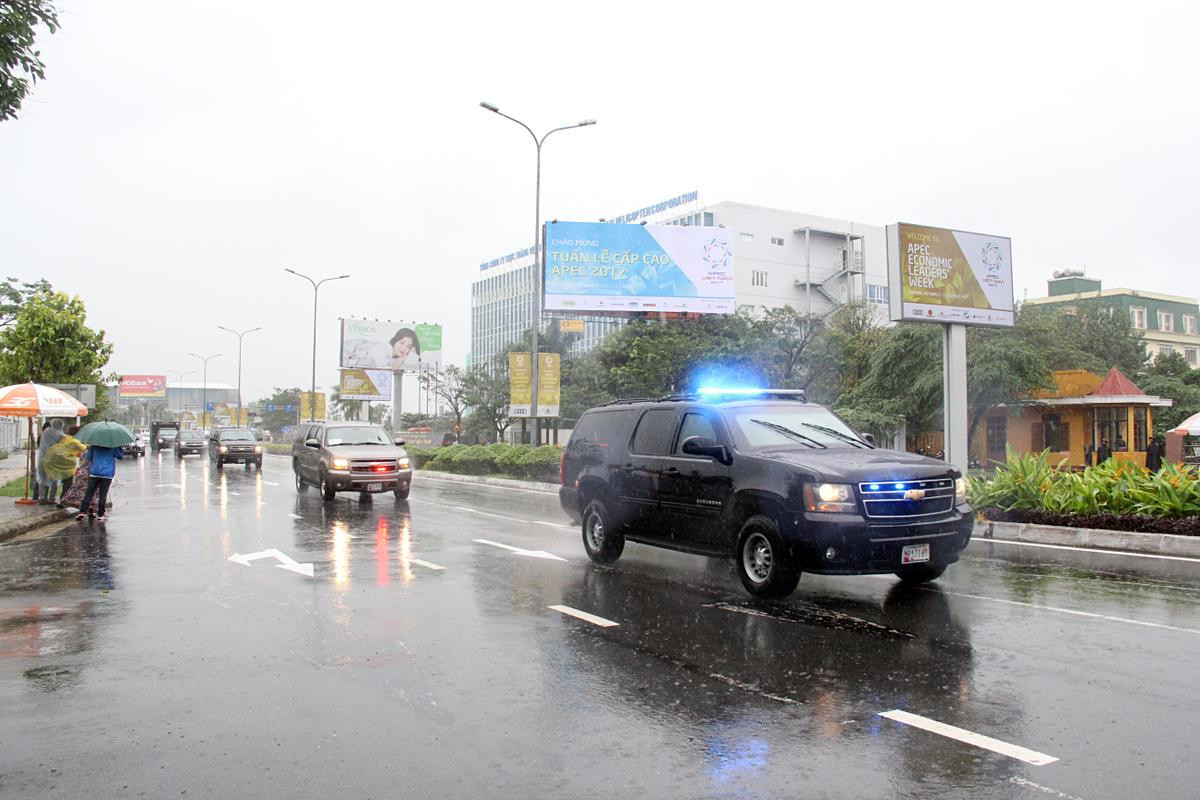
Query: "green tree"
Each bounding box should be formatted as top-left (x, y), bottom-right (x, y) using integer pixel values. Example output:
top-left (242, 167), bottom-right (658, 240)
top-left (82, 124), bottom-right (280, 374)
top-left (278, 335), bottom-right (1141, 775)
top-left (420, 365), bottom-right (469, 435)
top-left (0, 288), bottom-right (114, 416)
top-left (462, 363), bottom-right (512, 442)
top-left (255, 387), bottom-right (301, 433)
top-left (1, 276), bottom-right (51, 327)
top-left (1, 0), bottom-right (60, 122)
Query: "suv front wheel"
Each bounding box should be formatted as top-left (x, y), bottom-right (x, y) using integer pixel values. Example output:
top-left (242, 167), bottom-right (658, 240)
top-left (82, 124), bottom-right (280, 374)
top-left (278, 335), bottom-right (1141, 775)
top-left (581, 499), bottom-right (624, 564)
top-left (736, 516), bottom-right (800, 598)
top-left (319, 471), bottom-right (336, 502)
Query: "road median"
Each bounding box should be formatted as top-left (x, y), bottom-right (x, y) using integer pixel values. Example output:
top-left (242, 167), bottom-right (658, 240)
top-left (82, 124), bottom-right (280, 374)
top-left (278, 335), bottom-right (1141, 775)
top-left (414, 469), bottom-right (560, 495)
top-left (0, 507), bottom-right (71, 543)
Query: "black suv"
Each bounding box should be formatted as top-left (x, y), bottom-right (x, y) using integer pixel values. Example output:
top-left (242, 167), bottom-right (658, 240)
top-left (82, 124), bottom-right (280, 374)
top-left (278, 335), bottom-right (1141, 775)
top-left (174, 429), bottom-right (205, 457)
top-left (208, 427), bottom-right (263, 469)
top-left (560, 390), bottom-right (972, 598)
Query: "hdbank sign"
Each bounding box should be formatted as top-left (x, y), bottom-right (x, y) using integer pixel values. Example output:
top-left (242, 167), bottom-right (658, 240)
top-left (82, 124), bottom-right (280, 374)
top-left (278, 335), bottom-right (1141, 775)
top-left (543, 221), bottom-right (736, 315)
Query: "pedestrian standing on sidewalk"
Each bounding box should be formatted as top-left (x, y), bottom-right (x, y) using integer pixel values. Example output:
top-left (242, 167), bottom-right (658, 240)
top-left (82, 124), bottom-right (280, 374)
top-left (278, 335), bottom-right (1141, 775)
top-left (45, 425), bottom-right (86, 507)
top-left (75, 443), bottom-right (123, 523)
top-left (36, 419), bottom-right (66, 504)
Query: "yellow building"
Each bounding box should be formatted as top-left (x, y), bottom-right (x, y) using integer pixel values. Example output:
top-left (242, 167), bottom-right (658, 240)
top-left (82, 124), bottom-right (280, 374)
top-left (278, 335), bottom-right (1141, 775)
top-left (972, 368), bottom-right (1172, 468)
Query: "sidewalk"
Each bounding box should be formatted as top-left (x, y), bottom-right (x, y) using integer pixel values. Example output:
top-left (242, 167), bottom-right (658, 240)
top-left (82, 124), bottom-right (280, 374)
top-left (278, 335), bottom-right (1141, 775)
top-left (0, 455), bottom-right (71, 543)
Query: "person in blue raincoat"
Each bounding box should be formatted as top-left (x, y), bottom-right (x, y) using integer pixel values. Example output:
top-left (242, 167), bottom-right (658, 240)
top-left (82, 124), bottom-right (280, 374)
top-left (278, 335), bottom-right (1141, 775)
top-left (75, 444), bottom-right (123, 523)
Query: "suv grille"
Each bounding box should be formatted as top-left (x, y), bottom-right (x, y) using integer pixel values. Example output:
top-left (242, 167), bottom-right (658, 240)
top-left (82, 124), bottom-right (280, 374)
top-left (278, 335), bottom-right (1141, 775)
top-left (351, 460), bottom-right (398, 473)
top-left (858, 478), bottom-right (955, 518)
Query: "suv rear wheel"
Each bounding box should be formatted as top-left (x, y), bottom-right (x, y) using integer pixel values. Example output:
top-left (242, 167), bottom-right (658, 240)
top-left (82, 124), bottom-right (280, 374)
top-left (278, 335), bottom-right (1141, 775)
top-left (294, 463), bottom-right (307, 493)
top-left (581, 499), bottom-right (624, 564)
top-left (736, 515), bottom-right (799, 598)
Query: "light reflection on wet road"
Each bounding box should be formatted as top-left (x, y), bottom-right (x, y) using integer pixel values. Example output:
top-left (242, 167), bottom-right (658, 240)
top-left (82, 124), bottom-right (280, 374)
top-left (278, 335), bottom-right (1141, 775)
top-left (0, 453), bottom-right (1197, 799)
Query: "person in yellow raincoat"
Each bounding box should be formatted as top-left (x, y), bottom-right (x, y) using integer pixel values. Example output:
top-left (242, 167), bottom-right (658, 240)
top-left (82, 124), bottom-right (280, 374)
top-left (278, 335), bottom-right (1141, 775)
top-left (45, 425), bottom-right (88, 508)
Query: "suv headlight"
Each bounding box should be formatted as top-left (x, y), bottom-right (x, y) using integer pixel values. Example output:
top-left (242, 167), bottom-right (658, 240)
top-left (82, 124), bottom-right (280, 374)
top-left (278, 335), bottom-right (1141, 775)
top-left (398, 458), bottom-right (411, 470)
top-left (254, 445), bottom-right (262, 453)
top-left (803, 483), bottom-right (857, 514)
top-left (955, 477), bottom-right (967, 505)
top-left (331, 457), bottom-right (350, 470)
top-left (219, 445), bottom-right (228, 453)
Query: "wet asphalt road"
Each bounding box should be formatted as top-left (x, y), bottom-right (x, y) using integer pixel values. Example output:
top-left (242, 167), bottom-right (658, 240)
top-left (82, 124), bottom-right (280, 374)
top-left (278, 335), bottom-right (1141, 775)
top-left (2, 454), bottom-right (1199, 800)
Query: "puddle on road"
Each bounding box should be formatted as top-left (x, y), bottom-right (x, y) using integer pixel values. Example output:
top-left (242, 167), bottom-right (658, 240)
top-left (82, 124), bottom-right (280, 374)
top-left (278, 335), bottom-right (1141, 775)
top-left (703, 600), bottom-right (916, 640)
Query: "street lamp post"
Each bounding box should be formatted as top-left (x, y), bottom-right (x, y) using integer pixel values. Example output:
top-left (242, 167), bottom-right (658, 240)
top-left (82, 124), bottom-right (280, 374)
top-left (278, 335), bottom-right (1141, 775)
top-left (284, 268), bottom-right (349, 421)
top-left (480, 101), bottom-right (595, 444)
top-left (217, 325), bottom-right (262, 426)
top-left (189, 352), bottom-right (221, 431)
top-left (168, 370), bottom-right (195, 417)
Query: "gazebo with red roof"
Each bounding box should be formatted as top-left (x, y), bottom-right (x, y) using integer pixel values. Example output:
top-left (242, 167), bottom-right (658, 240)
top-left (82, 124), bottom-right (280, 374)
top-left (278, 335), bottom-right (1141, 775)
top-left (972, 367), bottom-right (1172, 467)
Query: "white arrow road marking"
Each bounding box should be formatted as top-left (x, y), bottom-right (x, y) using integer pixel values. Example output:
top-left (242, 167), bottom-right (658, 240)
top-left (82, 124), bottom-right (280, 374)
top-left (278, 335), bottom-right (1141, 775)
top-left (549, 605), bottom-right (619, 627)
top-left (410, 558), bottom-right (445, 571)
top-left (228, 548), bottom-right (315, 578)
top-left (879, 710), bottom-right (1058, 766)
top-left (473, 538), bottom-right (567, 562)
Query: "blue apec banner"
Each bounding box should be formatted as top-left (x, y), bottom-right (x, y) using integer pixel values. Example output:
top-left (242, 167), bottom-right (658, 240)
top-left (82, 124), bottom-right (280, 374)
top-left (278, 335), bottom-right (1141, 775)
top-left (543, 221), bottom-right (736, 314)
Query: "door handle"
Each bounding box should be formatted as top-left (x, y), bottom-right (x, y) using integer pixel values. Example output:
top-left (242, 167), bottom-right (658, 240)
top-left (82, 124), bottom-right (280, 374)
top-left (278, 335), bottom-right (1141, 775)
top-left (665, 467), bottom-right (679, 474)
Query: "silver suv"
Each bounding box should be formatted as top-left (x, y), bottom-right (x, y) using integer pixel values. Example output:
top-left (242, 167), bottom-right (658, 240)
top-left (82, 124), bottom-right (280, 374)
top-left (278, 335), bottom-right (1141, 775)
top-left (292, 421), bottom-right (412, 500)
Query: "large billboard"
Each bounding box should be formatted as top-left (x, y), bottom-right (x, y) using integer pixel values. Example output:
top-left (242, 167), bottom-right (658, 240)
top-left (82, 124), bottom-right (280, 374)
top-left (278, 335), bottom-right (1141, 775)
top-left (119, 374), bottom-right (167, 397)
top-left (543, 221), bottom-right (735, 315)
top-left (886, 223), bottom-right (1014, 327)
top-left (340, 319), bottom-right (443, 370)
top-left (339, 369), bottom-right (392, 401)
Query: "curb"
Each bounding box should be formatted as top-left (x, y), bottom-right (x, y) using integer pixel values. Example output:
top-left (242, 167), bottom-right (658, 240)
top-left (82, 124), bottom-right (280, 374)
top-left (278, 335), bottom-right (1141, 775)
top-left (414, 469), bottom-right (560, 495)
top-left (0, 508), bottom-right (71, 544)
top-left (977, 519), bottom-right (1200, 558)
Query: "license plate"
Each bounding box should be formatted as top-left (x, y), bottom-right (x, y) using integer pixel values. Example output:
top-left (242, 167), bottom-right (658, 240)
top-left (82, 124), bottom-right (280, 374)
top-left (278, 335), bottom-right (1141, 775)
top-left (901, 543), bottom-right (930, 564)
top-left (367, 482), bottom-right (383, 492)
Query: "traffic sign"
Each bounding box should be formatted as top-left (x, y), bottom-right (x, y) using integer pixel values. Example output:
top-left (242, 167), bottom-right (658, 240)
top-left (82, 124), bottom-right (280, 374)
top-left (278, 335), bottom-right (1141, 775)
top-left (266, 404), bottom-right (277, 413)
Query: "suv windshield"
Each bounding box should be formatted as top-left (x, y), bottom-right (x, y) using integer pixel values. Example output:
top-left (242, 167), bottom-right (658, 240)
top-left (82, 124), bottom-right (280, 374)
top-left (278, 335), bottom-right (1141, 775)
top-left (178, 431), bottom-right (203, 441)
top-left (218, 429), bottom-right (256, 442)
top-left (724, 405), bottom-right (868, 449)
top-left (326, 426), bottom-right (392, 446)
top-left (159, 429), bottom-right (177, 439)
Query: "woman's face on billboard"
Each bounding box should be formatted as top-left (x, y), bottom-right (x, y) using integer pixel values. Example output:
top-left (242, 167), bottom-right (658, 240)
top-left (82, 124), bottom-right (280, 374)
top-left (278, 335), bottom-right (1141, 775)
top-left (391, 335), bottom-right (415, 362)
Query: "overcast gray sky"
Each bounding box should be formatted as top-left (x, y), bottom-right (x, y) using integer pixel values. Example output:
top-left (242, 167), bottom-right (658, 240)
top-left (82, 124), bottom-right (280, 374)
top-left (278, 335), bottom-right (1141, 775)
top-left (2, 0), bottom-right (1197, 404)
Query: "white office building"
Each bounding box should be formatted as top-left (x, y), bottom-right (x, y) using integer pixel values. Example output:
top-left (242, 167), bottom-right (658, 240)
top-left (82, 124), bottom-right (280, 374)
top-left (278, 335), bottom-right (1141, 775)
top-left (470, 193), bottom-right (891, 368)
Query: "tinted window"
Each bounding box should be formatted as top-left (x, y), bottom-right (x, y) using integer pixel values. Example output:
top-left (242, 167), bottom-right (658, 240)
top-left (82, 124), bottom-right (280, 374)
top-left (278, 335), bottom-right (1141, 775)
top-left (219, 429), bottom-right (256, 442)
top-left (307, 425), bottom-right (322, 442)
top-left (674, 413), bottom-right (717, 454)
top-left (631, 409), bottom-right (678, 456)
top-left (179, 431), bottom-right (203, 441)
top-left (568, 409), bottom-right (635, 454)
top-left (325, 426), bottom-right (391, 446)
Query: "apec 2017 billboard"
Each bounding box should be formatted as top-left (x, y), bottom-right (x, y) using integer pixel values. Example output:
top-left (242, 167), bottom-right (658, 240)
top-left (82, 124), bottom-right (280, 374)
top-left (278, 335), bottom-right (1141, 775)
top-left (543, 221), bottom-right (735, 315)
top-left (340, 319), bottom-right (443, 371)
top-left (886, 223), bottom-right (1015, 327)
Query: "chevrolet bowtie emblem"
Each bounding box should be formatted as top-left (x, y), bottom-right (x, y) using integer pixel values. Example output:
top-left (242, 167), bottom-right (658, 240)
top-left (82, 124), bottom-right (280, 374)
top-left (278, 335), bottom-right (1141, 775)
top-left (903, 489), bottom-right (926, 501)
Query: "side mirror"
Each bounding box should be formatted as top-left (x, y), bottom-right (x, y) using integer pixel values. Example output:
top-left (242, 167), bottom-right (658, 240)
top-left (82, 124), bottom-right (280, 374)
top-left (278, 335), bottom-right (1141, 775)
top-left (394, 438), bottom-right (406, 447)
top-left (305, 438), bottom-right (321, 448)
top-left (681, 436), bottom-right (731, 464)
top-left (861, 433), bottom-right (876, 447)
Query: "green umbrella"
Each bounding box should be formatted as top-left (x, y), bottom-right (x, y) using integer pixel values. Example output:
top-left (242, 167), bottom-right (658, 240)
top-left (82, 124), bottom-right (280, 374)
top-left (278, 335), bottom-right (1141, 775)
top-left (76, 421), bottom-right (135, 448)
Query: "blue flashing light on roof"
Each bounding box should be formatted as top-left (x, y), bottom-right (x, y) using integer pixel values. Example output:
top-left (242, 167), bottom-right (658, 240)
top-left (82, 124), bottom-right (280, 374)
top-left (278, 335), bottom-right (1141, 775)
top-left (696, 387), bottom-right (768, 396)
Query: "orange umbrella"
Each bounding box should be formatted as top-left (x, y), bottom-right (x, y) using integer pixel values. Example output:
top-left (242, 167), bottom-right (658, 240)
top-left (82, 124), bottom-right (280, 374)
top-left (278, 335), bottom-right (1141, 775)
top-left (0, 383), bottom-right (89, 506)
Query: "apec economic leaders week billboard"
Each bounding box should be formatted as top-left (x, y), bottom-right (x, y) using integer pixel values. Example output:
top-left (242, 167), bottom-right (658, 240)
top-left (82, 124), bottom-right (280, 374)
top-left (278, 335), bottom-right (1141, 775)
top-left (543, 221), bottom-right (735, 315)
top-left (886, 223), bottom-right (1015, 327)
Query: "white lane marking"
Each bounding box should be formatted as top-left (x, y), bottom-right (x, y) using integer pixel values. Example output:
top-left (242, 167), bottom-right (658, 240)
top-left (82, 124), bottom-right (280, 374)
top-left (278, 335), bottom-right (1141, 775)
top-left (549, 604), bottom-right (618, 627)
top-left (288, 513), bottom-right (303, 519)
top-left (228, 548), bottom-right (314, 578)
top-left (473, 538), bottom-right (567, 562)
top-left (946, 588), bottom-right (1200, 635)
top-left (973, 536), bottom-right (1200, 564)
top-left (418, 475), bottom-right (558, 496)
top-left (535, 520), bottom-right (576, 530)
top-left (879, 709), bottom-right (1058, 766)
top-left (154, 483), bottom-right (182, 488)
top-left (262, 481), bottom-right (279, 486)
top-left (411, 558), bottom-right (445, 571)
top-left (1008, 777), bottom-right (1088, 800)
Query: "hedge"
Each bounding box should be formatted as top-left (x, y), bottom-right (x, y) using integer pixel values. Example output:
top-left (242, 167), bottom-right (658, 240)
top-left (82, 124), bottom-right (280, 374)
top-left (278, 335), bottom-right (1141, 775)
top-left (409, 444), bottom-right (563, 483)
top-left (969, 447), bottom-right (1200, 534)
